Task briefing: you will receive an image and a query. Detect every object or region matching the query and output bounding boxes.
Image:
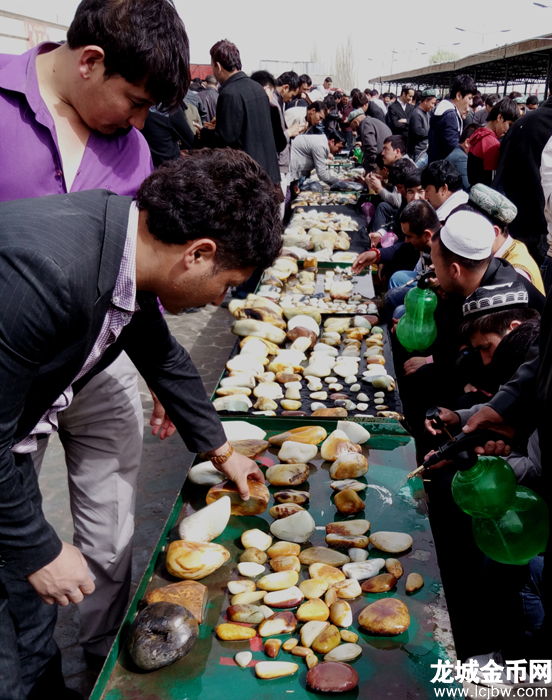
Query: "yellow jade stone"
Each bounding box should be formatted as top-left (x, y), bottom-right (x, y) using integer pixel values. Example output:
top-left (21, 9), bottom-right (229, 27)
top-left (311, 625), bottom-right (341, 654)
top-left (296, 598), bottom-right (330, 622)
top-left (340, 630), bottom-right (358, 643)
top-left (270, 555), bottom-right (301, 573)
top-left (309, 563), bottom-right (346, 585)
top-left (299, 578), bottom-right (329, 599)
top-left (216, 623), bottom-right (256, 641)
top-left (267, 541), bottom-right (301, 558)
top-left (282, 638), bottom-right (299, 652)
top-left (268, 426), bottom-right (327, 447)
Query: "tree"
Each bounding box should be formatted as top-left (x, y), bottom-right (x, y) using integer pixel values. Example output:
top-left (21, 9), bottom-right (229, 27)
top-left (429, 49), bottom-right (460, 65)
top-left (310, 43), bottom-right (320, 64)
top-left (333, 35), bottom-right (357, 93)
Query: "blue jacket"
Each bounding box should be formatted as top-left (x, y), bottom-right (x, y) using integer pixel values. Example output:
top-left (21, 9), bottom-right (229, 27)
top-left (445, 146), bottom-right (470, 191)
top-left (428, 100), bottom-right (463, 163)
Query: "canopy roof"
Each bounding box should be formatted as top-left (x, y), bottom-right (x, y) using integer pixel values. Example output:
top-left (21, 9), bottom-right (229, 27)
top-left (371, 34), bottom-right (552, 94)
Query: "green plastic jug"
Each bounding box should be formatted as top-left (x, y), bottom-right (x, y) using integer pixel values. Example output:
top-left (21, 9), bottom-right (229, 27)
top-left (472, 486), bottom-right (549, 565)
top-left (396, 274), bottom-right (438, 353)
top-left (353, 146), bottom-right (362, 165)
top-left (451, 456), bottom-right (517, 519)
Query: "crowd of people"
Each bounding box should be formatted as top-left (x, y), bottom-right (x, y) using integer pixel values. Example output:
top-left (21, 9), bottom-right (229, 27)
top-left (1, 0), bottom-right (552, 697)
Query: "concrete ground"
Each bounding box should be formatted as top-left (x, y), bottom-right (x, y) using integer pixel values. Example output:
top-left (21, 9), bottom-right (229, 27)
top-left (38, 301), bottom-right (236, 698)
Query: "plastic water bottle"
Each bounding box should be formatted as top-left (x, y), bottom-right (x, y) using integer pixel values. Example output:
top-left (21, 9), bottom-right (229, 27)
top-left (451, 455), bottom-right (549, 565)
top-left (396, 273), bottom-right (438, 353)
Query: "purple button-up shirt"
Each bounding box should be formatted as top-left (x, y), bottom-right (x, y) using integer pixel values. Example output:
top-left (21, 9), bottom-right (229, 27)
top-left (0, 42), bottom-right (153, 201)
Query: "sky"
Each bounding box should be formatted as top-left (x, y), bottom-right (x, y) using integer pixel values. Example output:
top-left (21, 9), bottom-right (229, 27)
top-left (3, 0), bottom-right (552, 87)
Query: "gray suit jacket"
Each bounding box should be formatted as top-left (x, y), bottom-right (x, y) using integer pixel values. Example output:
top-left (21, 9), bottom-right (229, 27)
top-left (0, 189), bottom-right (225, 577)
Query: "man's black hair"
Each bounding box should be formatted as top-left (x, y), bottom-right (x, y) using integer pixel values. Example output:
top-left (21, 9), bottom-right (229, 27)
top-left (450, 74), bottom-right (477, 99)
top-left (370, 89), bottom-right (379, 97)
top-left (308, 101), bottom-right (327, 114)
top-left (352, 92), bottom-right (369, 109)
top-left (413, 89), bottom-right (422, 103)
top-left (389, 93), bottom-right (396, 99)
top-left (375, 153), bottom-right (386, 171)
top-left (431, 228), bottom-right (490, 272)
top-left (527, 95), bottom-right (539, 106)
top-left (487, 317), bottom-right (540, 387)
top-left (383, 135), bottom-right (406, 155)
top-left (67, 0), bottom-right (190, 111)
top-left (205, 74), bottom-right (217, 86)
top-left (472, 95), bottom-right (484, 110)
top-left (324, 95), bottom-right (337, 110)
top-left (508, 91), bottom-right (522, 99)
top-left (136, 149), bottom-right (282, 271)
top-left (459, 123), bottom-right (478, 144)
top-left (404, 168), bottom-right (422, 189)
top-left (326, 128), bottom-right (345, 145)
top-left (210, 39), bottom-right (242, 72)
top-left (250, 70), bottom-right (276, 90)
top-left (461, 308), bottom-right (540, 339)
top-left (325, 76), bottom-right (332, 83)
top-left (350, 88), bottom-right (361, 97)
top-left (382, 92), bottom-right (390, 99)
top-left (421, 160), bottom-right (463, 193)
top-left (299, 74), bottom-right (312, 87)
top-left (400, 199), bottom-right (440, 236)
top-left (388, 158), bottom-right (417, 186)
top-left (488, 97), bottom-right (520, 123)
top-left (276, 71), bottom-right (300, 91)
top-left (401, 84), bottom-right (414, 96)
top-left (485, 93), bottom-right (500, 108)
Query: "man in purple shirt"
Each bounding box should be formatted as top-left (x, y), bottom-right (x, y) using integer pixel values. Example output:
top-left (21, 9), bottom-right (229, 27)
top-left (0, 0), bottom-right (190, 690)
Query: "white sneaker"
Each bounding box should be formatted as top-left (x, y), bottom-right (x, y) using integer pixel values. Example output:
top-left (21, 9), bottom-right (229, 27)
top-left (467, 651), bottom-right (512, 686)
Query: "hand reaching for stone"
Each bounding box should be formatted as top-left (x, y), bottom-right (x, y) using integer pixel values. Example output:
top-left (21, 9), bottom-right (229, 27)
top-left (211, 445), bottom-right (265, 501)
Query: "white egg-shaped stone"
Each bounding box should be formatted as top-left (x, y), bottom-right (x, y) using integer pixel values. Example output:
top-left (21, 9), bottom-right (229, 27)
top-left (178, 496), bottom-right (231, 543)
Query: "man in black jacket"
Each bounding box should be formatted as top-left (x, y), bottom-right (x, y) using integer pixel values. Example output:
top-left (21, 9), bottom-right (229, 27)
top-left (408, 89), bottom-right (437, 162)
top-left (349, 108), bottom-right (392, 173)
top-left (492, 95), bottom-right (552, 265)
top-left (199, 74), bottom-right (219, 122)
top-left (0, 150), bottom-right (282, 700)
top-left (200, 40), bottom-right (280, 186)
top-left (386, 84), bottom-right (415, 141)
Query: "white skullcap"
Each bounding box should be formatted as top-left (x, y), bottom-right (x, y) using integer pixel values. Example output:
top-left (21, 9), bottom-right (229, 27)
top-left (440, 210), bottom-right (495, 260)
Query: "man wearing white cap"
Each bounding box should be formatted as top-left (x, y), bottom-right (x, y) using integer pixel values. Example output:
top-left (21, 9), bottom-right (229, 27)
top-left (400, 210), bottom-right (544, 439)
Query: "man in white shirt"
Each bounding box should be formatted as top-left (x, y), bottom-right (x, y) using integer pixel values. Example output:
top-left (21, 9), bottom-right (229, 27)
top-left (289, 130), bottom-right (344, 185)
top-left (421, 159), bottom-right (468, 221)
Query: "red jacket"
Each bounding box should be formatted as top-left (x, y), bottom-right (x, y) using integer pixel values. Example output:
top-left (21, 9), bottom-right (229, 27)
top-left (469, 127), bottom-right (500, 170)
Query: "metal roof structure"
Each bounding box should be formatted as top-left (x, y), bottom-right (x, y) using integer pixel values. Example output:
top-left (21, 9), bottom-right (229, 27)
top-left (370, 33), bottom-right (552, 96)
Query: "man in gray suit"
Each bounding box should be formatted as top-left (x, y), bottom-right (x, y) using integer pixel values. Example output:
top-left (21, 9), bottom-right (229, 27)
top-left (0, 150), bottom-right (282, 699)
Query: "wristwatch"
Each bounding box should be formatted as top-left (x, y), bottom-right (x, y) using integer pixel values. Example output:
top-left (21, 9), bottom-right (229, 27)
top-left (208, 444), bottom-right (234, 467)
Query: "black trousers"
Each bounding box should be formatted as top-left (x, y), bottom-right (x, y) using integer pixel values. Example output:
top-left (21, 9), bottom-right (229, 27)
top-left (0, 454), bottom-right (60, 700)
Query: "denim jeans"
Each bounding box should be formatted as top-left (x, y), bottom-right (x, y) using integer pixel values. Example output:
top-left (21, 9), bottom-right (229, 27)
top-left (389, 270), bottom-right (417, 289)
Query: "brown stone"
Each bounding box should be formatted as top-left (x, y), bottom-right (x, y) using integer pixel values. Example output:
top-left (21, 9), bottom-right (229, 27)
top-left (267, 541), bottom-right (301, 559)
top-left (291, 646), bottom-right (312, 658)
top-left (205, 480), bottom-right (269, 515)
top-left (239, 548), bottom-right (268, 565)
top-left (311, 625), bottom-right (341, 654)
top-left (361, 573), bottom-right (398, 593)
top-left (299, 547), bottom-right (350, 566)
top-left (358, 598), bottom-right (411, 636)
top-left (258, 611), bottom-right (297, 637)
top-left (273, 490), bottom-right (310, 505)
top-left (145, 580), bottom-right (208, 623)
top-left (264, 639), bottom-right (282, 658)
top-left (270, 555), bottom-right (301, 573)
top-left (281, 411), bottom-right (307, 417)
top-left (308, 563), bottom-right (346, 585)
top-left (306, 662), bottom-right (359, 692)
top-left (329, 393), bottom-right (349, 401)
top-left (229, 439), bottom-right (270, 459)
top-left (385, 558), bottom-right (404, 579)
top-left (268, 426), bottom-right (327, 446)
top-left (265, 463), bottom-right (310, 487)
top-left (334, 489), bottom-right (365, 514)
top-left (276, 372), bottom-right (303, 384)
top-left (311, 408), bottom-right (348, 417)
top-left (282, 638), bottom-right (299, 651)
top-left (227, 605), bottom-right (265, 624)
top-left (269, 504), bottom-right (306, 519)
top-left (406, 573), bottom-right (424, 593)
top-left (340, 629), bottom-right (358, 643)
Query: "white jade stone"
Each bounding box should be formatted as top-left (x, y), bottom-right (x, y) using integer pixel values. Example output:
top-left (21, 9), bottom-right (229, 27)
top-left (178, 496), bottom-right (231, 542)
top-left (278, 441), bottom-right (318, 464)
top-left (235, 651), bottom-right (252, 668)
top-left (270, 510), bottom-right (316, 543)
top-left (342, 559), bottom-right (385, 580)
top-left (188, 461), bottom-right (226, 486)
top-left (301, 620), bottom-right (330, 648)
top-left (241, 529), bottom-right (273, 551)
top-left (324, 643), bottom-right (363, 662)
top-left (337, 420), bottom-right (371, 445)
top-left (237, 562), bottom-right (266, 577)
top-left (348, 548), bottom-right (369, 562)
top-left (223, 421), bottom-right (267, 441)
top-left (369, 532), bottom-right (413, 553)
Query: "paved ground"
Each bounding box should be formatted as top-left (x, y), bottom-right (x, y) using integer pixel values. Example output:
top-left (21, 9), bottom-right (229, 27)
top-left (38, 300), bottom-right (236, 698)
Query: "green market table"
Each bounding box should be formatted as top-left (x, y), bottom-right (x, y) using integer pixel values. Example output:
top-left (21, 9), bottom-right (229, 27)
top-left (91, 417), bottom-right (458, 700)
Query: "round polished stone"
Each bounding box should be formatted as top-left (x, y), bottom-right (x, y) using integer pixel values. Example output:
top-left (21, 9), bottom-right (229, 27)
top-left (306, 661), bottom-right (359, 692)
